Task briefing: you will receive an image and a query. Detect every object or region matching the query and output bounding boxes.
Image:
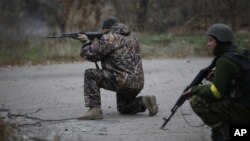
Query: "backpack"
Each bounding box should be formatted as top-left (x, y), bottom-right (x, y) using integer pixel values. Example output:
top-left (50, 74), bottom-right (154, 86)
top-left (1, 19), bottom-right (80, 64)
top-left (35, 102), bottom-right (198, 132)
top-left (222, 49), bottom-right (250, 106)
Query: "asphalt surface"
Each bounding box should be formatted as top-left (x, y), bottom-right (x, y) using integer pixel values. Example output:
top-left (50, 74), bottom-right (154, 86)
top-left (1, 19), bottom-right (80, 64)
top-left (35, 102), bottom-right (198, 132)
top-left (0, 58), bottom-right (213, 141)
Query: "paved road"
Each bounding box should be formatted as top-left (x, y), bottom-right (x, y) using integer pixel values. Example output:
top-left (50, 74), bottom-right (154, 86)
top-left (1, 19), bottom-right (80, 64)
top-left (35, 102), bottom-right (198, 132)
top-left (0, 58), bottom-right (213, 141)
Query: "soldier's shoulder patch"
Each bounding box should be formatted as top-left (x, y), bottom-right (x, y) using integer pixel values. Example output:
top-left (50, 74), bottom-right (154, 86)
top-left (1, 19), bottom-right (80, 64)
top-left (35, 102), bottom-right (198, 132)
top-left (103, 33), bottom-right (115, 44)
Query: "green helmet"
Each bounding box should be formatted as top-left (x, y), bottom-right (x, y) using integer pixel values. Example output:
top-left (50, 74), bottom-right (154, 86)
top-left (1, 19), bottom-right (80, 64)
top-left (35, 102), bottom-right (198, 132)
top-left (205, 23), bottom-right (234, 42)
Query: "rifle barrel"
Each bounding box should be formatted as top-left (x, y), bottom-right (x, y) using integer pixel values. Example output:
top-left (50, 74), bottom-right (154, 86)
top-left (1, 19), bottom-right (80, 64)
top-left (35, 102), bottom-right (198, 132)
top-left (161, 110), bottom-right (176, 129)
top-left (161, 57), bottom-right (218, 130)
top-left (46, 36), bottom-right (63, 38)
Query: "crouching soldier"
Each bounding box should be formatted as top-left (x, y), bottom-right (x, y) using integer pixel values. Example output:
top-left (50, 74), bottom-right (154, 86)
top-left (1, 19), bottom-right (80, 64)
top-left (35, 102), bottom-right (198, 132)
top-left (77, 16), bottom-right (158, 120)
top-left (184, 23), bottom-right (250, 141)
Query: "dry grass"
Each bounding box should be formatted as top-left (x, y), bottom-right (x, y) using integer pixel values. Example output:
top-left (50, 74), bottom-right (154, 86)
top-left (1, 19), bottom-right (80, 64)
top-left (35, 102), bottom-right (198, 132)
top-left (0, 33), bottom-right (249, 67)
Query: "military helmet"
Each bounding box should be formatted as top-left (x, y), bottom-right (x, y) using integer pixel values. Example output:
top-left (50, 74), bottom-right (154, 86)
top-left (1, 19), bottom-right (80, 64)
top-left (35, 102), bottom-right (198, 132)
top-left (205, 23), bottom-right (234, 42)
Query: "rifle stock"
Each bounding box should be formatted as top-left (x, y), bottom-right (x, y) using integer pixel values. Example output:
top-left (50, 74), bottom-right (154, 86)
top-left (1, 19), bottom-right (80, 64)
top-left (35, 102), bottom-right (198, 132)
top-left (161, 57), bottom-right (218, 129)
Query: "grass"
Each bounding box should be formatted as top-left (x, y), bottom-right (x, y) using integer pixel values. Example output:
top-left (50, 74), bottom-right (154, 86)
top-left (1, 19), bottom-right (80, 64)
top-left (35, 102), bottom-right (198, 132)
top-left (138, 33), bottom-right (208, 58)
top-left (0, 33), bottom-right (250, 67)
top-left (0, 38), bottom-right (83, 66)
top-left (139, 33), bottom-right (250, 58)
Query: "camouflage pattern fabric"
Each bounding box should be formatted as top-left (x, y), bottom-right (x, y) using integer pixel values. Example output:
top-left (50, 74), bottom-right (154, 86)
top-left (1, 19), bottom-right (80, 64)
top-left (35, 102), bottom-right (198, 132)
top-left (190, 95), bottom-right (250, 141)
top-left (81, 23), bottom-right (145, 114)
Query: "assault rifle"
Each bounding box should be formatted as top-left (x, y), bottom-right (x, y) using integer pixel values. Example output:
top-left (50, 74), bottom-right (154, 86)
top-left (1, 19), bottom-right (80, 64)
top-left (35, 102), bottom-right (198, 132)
top-left (161, 57), bottom-right (218, 129)
top-left (46, 31), bottom-right (103, 69)
top-left (46, 31), bottom-right (103, 41)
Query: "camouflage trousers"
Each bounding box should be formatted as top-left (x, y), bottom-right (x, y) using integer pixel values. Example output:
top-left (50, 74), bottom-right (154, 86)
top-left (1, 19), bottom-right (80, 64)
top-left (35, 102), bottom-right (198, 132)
top-left (84, 68), bottom-right (146, 114)
top-left (190, 95), bottom-right (250, 141)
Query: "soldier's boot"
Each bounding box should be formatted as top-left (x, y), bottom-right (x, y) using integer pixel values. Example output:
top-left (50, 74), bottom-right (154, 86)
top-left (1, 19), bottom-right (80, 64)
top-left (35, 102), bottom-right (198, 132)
top-left (77, 107), bottom-right (103, 120)
top-left (142, 95), bottom-right (158, 116)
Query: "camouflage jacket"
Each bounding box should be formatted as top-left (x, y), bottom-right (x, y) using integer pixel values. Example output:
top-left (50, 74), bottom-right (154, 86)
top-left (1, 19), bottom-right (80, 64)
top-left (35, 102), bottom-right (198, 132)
top-left (81, 23), bottom-right (144, 90)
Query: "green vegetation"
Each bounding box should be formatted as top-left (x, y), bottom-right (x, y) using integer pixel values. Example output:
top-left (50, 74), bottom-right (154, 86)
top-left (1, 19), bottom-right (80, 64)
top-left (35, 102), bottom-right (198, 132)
top-left (138, 33), bottom-right (208, 58)
top-left (139, 33), bottom-right (250, 58)
top-left (0, 34), bottom-right (249, 67)
top-left (0, 39), bottom-right (82, 66)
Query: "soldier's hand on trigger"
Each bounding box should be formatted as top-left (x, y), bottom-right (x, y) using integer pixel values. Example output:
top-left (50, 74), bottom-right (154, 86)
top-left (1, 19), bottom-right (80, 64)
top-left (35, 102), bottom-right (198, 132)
top-left (78, 34), bottom-right (89, 43)
top-left (182, 88), bottom-right (192, 99)
top-left (206, 70), bottom-right (215, 82)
